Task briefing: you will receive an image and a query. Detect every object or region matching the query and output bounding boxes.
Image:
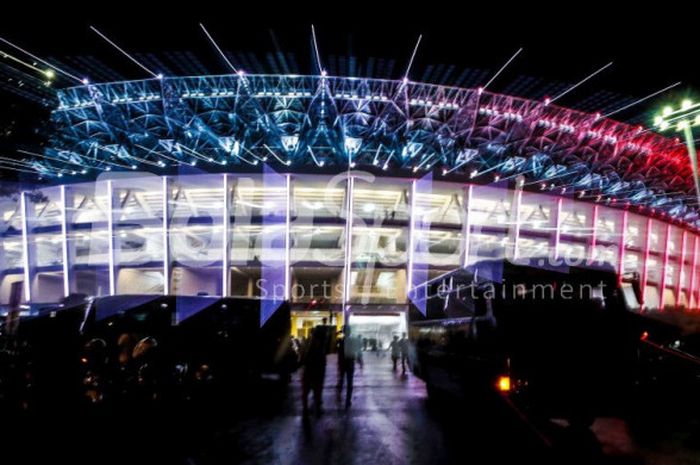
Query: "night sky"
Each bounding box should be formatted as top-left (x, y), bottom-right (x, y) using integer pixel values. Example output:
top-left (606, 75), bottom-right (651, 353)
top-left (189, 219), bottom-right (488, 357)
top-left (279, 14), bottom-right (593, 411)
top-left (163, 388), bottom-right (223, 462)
top-left (0, 3), bottom-right (698, 163)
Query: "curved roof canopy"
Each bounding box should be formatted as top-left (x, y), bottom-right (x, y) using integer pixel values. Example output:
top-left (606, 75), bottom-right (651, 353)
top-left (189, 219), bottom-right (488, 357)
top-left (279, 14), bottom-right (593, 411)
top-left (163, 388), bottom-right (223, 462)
top-left (38, 74), bottom-right (696, 225)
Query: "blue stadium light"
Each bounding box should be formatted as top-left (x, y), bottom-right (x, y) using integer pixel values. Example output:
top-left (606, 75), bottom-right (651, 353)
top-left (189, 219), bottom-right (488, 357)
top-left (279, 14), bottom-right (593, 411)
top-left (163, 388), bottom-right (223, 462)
top-left (10, 73), bottom-right (691, 229)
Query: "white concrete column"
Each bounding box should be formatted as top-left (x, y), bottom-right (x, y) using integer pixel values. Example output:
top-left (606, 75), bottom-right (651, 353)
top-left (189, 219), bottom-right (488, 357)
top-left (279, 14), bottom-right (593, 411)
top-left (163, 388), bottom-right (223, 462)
top-left (60, 185), bottom-right (70, 297)
top-left (20, 192), bottom-right (31, 302)
top-left (285, 174), bottom-right (292, 301)
top-left (342, 175), bottom-right (354, 308)
top-left (461, 185), bottom-right (473, 267)
top-left (162, 176), bottom-right (171, 295)
top-left (107, 180), bottom-right (116, 296)
top-left (222, 174), bottom-right (230, 297)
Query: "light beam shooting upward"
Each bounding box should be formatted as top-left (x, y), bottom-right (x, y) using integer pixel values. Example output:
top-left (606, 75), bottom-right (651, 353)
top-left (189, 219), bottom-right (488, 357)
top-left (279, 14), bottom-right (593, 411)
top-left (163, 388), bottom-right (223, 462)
top-left (0, 35), bottom-right (84, 83)
top-left (199, 23), bottom-right (239, 74)
top-left (311, 25), bottom-right (323, 74)
top-left (90, 26), bottom-right (160, 78)
top-left (404, 34), bottom-right (423, 80)
top-left (604, 81), bottom-right (682, 118)
top-left (0, 48), bottom-right (54, 78)
top-left (549, 61), bottom-right (613, 104)
top-left (482, 47), bottom-right (523, 91)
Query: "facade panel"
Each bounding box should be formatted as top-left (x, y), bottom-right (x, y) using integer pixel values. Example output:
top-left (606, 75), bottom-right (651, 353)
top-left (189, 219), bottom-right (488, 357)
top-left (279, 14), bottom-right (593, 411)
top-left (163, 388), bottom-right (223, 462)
top-left (1, 172), bottom-right (697, 313)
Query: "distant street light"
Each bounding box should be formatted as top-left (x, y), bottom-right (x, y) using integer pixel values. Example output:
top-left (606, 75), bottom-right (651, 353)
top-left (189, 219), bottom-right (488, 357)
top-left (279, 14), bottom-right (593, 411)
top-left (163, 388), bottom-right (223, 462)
top-left (654, 99), bottom-right (700, 205)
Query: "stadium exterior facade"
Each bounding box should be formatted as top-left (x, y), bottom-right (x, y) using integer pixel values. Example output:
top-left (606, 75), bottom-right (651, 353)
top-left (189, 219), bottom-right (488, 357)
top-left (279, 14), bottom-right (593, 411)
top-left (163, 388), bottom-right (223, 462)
top-left (1, 74), bottom-right (699, 317)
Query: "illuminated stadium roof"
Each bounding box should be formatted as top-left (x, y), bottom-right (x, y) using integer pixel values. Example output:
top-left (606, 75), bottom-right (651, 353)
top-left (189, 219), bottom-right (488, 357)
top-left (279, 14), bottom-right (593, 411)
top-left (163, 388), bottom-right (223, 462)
top-left (28, 74), bottom-right (698, 225)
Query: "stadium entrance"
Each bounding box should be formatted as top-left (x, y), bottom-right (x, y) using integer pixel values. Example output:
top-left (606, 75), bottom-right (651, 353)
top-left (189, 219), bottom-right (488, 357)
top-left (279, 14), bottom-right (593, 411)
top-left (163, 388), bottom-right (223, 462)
top-left (346, 310), bottom-right (407, 352)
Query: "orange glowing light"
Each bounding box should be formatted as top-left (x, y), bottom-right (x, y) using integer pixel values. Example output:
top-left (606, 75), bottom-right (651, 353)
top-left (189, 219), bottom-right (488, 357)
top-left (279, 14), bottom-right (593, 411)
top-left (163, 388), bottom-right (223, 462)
top-left (497, 376), bottom-right (511, 393)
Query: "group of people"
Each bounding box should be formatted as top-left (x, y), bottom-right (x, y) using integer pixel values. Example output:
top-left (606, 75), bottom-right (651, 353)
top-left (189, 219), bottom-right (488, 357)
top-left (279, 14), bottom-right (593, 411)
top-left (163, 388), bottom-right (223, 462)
top-left (300, 319), bottom-right (363, 415)
top-left (389, 333), bottom-right (410, 375)
top-left (300, 320), bottom-right (411, 416)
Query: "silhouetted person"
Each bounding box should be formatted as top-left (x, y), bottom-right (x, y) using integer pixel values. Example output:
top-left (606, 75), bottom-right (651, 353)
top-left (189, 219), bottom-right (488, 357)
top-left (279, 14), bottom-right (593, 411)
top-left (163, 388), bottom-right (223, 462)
top-left (336, 331), bottom-right (345, 392)
top-left (116, 332), bottom-right (136, 368)
top-left (338, 325), bottom-right (362, 409)
top-left (132, 336), bottom-right (161, 404)
top-left (399, 333), bottom-right (409, 375)
top-left (114, 332), bottom-right (137, 404)
top-left (302, 319), bottom-right (330, 416)
top-left (389, 335), bottom-right (400, 371)
top-left (81, 338), bottom-right (109, 404)
top-left (356, 340), bottom-right (364, 369)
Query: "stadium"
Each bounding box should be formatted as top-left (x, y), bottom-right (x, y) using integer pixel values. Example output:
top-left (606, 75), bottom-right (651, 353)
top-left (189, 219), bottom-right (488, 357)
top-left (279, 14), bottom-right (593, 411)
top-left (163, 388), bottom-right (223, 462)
top-left (6, 13), bottom-right (700, 463)
top-left (1, 71), bottom-right (698, 338)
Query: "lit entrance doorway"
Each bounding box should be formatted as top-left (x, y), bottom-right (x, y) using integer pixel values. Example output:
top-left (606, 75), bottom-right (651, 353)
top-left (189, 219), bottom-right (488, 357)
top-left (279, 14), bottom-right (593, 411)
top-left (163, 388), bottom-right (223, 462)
top-left (290, 310), bottom-right (343, 340)
top-left (346, 311), bottom-right (407, 352)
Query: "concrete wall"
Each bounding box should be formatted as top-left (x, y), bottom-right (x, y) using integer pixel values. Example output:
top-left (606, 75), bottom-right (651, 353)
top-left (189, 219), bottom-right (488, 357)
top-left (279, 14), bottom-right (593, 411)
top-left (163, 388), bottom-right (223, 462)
top-left (117, 268), bottom-right (164, 294)
top-left (31, 273), bottom-right (64, 303)
top-left (171, 266), bottom-right (221, 296)
top-left (0, 274), bottom-right (24, 305)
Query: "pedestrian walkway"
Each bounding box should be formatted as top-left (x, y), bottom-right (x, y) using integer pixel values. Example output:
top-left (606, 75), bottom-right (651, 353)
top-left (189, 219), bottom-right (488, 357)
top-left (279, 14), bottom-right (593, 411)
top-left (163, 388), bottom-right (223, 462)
top-left (209, 352), bottom-right (549, 465)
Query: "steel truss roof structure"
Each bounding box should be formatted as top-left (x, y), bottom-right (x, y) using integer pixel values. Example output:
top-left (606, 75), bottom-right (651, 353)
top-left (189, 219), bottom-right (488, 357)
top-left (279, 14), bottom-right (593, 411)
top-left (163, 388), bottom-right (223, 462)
top-left (37, 74), bottom-right (696, 226)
